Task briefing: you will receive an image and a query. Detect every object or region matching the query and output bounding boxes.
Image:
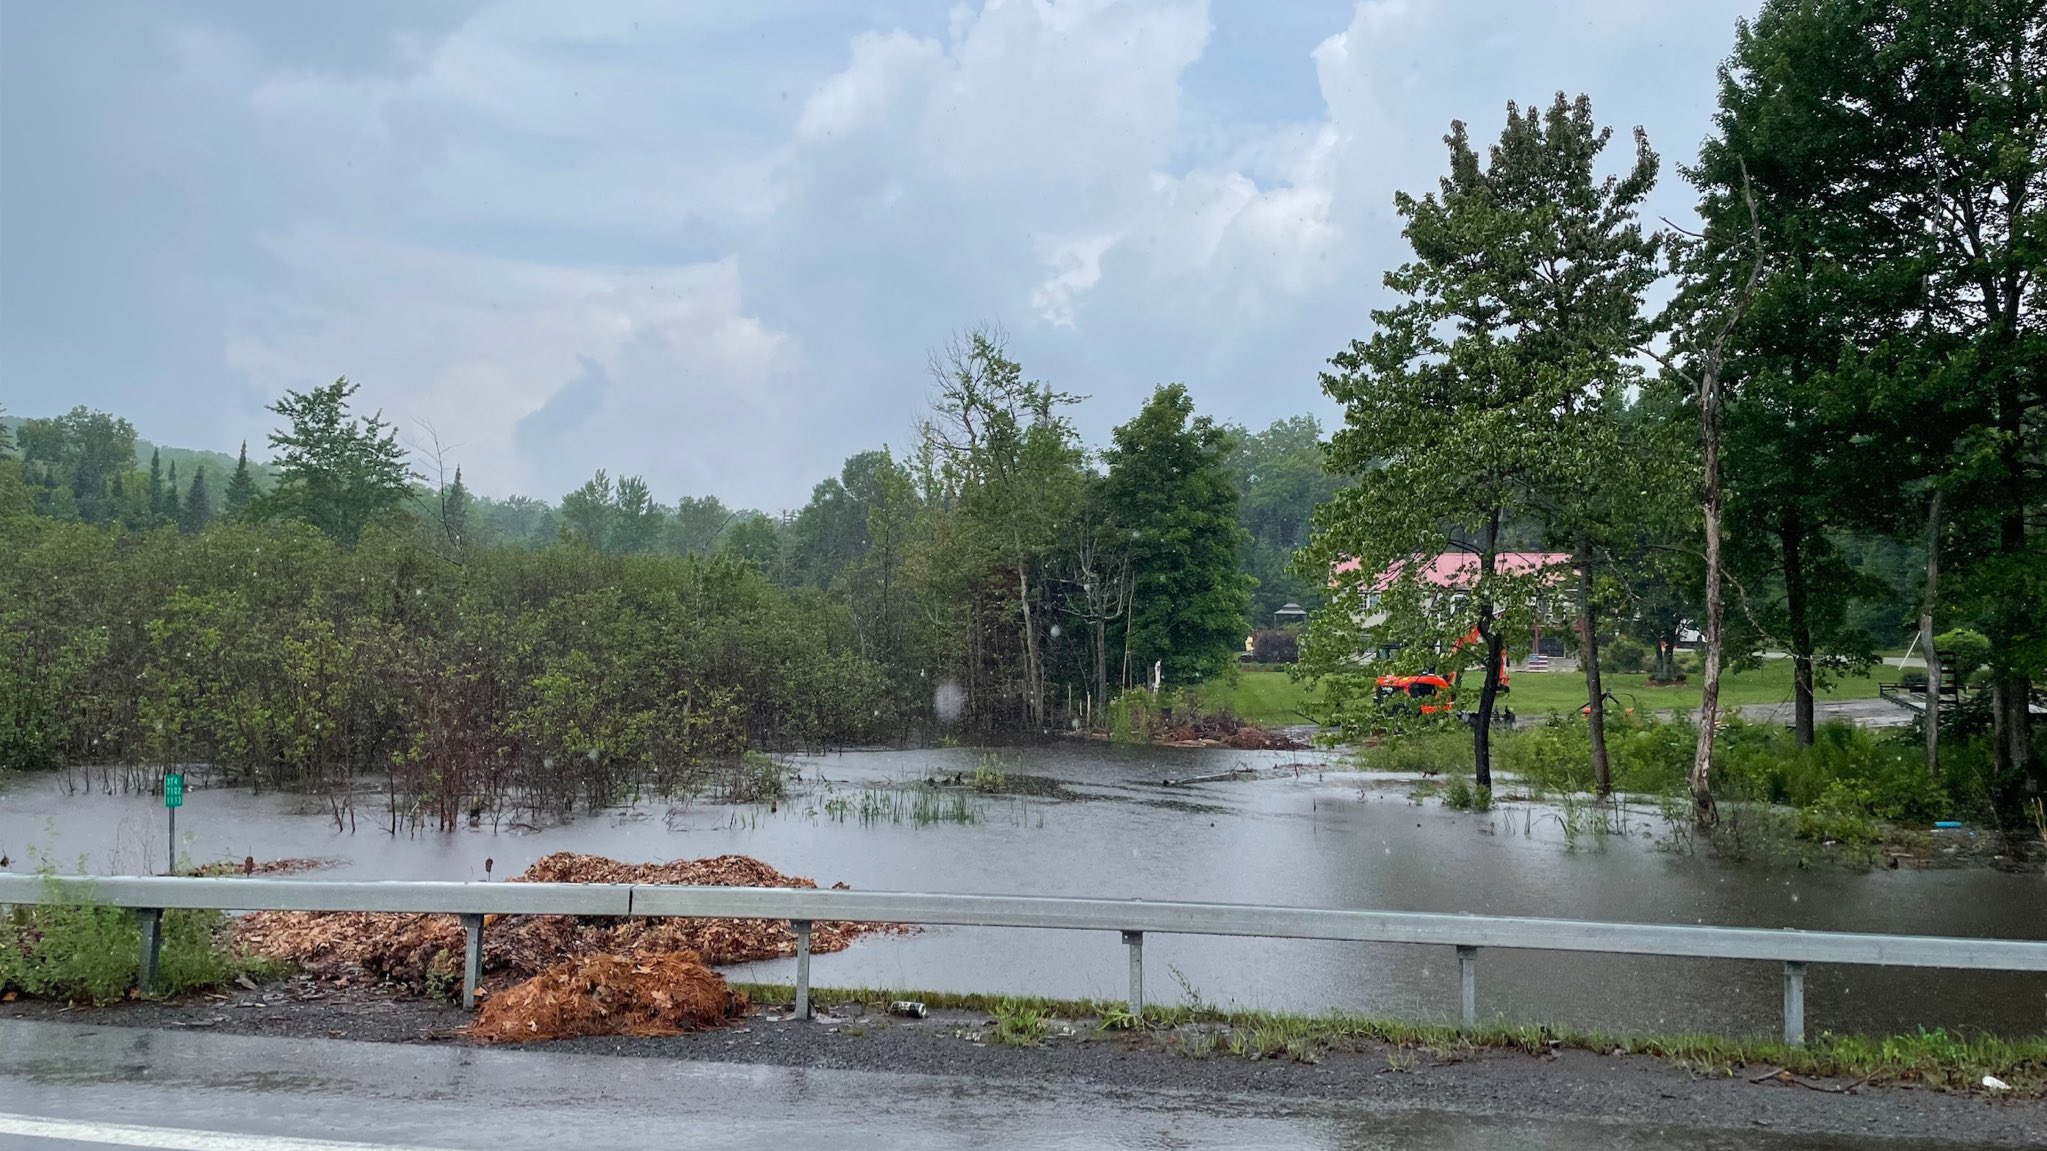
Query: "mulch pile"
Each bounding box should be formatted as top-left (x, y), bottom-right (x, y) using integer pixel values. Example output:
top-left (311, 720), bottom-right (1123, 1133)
top-left (468, 951), bottom-right (749, 1043)
top-left (1160, 715), bottom-right (1307, 750)
top-left (188, 856), bottom-right (337, 877)
top-left (233, 851), bottom-right (899, 998)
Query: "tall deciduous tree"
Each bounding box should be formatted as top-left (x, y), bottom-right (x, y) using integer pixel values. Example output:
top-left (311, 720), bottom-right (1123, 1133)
top-left (1103, 384), bottom-right (1251, 687)
top-left (1301, 108), bottom-right (1576, 789)
top-left (258, 379), bottom-right (415, 547)
top-left (1478, 93), bottom-right (1664, 796)
top-left (1697, 0), bottom-right (2044, 791)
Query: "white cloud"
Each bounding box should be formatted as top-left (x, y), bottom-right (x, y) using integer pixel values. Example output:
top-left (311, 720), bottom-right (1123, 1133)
top-left (193, 0), bottom-right (1751, 507)
top-left (225, 232), bottom-right (802, 503)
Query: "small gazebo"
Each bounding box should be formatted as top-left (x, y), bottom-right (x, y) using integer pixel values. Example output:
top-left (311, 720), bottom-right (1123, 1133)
top-left (1273, 603), bottom-right (1308, 627)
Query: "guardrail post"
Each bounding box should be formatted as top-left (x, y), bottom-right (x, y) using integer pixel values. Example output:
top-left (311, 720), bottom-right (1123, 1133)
top-left (792, 920), bottom-right (813, 1019)
top-left (135, 908), bottom-right (163, 994)
top-left (461, 913), bottom-right (484, 1011)
top-left (1456, 945), bottom-right (1477, 1028)
top-left (1121, 930), bottom-right (1144, 1018)
top-left (1782, 961), bottom-right (1806, 1046)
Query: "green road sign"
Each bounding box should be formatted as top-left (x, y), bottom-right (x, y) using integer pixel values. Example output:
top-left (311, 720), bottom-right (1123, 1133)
top-left (164, 772), bottom-right (184, 809)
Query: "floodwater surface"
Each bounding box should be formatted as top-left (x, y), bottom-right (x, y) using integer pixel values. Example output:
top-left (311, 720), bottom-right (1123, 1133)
top-left (3, 741), bottom-right (2042, 1038)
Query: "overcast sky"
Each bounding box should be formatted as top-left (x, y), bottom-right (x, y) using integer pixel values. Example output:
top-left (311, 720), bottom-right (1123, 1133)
top-left (1, 0), bottom-right (1754, 510)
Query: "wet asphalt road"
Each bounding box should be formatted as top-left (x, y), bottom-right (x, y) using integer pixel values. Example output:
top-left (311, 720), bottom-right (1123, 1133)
top-left (0, 1021), bottom-right (2016, 1151)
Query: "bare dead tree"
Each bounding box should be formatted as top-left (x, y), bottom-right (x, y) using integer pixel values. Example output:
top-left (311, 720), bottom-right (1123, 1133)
top-left (1650, 162), bottom-right (1769, 829)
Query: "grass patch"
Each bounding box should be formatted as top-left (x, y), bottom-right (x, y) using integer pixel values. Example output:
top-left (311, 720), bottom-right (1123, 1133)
top-left (1504, 660), bottom-right (1902, 717)
top-left (1222, 660), bottom-right (1906, 730)
top-left (734, 982), bottom-right (2045, 1096)
top-left (1206, 666), bottom-right (1318, 726)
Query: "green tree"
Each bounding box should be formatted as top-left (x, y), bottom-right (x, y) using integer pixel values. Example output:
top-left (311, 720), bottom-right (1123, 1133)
top-left (17, 408), bottom-right (137, 524)
top-left (1471, 93), bottom-right (1665, 796)
top-left (180, 466), bottom-right (214, 533)
top-left (437, 467), bottom-right (471, 552)
top-left (1103, 384), bottom-right (1252, 687)
top-left (148, 449), bottom-right (165, 519)
top-left (668, 495), bottom-right (734, 555)
top-left (1230, 416), bottom-right (1344, 622)
top-left (1696, 0), bottom-right (2044, 790)
top-left (257, 379), bottom-right (415, 546)
top-left (720, 513), bottom-right (784, 573)
top-left (610, 475), bottom-right (662, 555)
top-left (919, 328), bottom-right (1087, 729)
top-left (163, 460), bottom-right (182, 526)
top-left (223, 442), bottom-right (258, 517)
top-left (1298, 109), bottom-right (1576, 789)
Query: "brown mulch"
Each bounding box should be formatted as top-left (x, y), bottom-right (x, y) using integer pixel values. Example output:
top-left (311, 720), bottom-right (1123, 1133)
top-left (232, 852), bottom-right (902, 996)
top-left (187, 856), bottom-right (339, 877)
top-left (469, 950), bottom-right (749, 1043)
top-left (1161, 721), bottom-right (1307, 750)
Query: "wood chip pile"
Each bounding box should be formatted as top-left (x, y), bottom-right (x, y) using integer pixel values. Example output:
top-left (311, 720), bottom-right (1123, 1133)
top-left (469, 951), bottom-right (748, 1043)
top-left (232, 851), bottom-right (900, 995)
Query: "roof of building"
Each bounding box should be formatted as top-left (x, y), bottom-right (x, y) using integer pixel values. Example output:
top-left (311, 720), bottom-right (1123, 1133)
top-left (1333, 551), bottom-right (1571, 592)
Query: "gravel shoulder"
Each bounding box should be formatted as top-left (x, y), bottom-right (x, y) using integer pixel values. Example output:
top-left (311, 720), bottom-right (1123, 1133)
top-left (7, 981), bottom-right (2042, 1148)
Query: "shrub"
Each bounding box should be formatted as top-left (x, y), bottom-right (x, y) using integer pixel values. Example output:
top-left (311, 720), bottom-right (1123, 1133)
top-left (0, 878), bottom-right (252, 1002)
top-left (1250, 630), bottom-right (1299, 664)
top-left (1933, 628), bottom-right (1990, 691)
top-left (1603, 636), bottom-right (1652, 674)
top-left (1359, 731), bottom-right (1472, 775)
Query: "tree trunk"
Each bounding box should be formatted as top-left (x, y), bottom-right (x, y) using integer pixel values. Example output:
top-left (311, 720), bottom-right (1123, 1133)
top-left (1692, 366), bottom-right (1726, 830)
top-left (1474, 627), bottom-right (1503, 794)
top-left (1094, 615), bottom-right (1108, 720)
top-left (1576, 541), bottom-right (1611, 796)
top-left (1472, 510), bottom-right (1502, 793)
top-left (1781, 512), bottom-right (1815, 746)
top-left (1015, 554), bottom-right (1040, 729)
top-left (1921, 489), bottom-right (1940, 778)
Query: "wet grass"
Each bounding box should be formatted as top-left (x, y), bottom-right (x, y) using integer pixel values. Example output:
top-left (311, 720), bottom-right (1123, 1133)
top-left (1220, 661), bottom-right (1906, 727)
top-left (735, 982), bottom-right (2046, 1097)
top-left (821, 786), bottom-right (986, 827)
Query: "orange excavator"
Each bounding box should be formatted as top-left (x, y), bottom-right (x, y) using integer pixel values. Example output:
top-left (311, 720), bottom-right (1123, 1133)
top-left (1374, 627), bottom-right (1513, 718)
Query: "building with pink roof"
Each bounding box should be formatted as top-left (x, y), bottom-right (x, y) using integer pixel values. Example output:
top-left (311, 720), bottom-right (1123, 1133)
top-left (1334, 551), bottom-right (1574, 666)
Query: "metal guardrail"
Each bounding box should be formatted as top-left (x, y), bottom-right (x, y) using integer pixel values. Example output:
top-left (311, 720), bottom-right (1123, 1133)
top-left (4, 874), bottom-right (2044, 1044)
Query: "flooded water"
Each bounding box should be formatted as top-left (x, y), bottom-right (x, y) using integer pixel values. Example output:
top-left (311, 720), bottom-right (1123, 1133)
top-left (4, 742), bottom-right (2043, 1039)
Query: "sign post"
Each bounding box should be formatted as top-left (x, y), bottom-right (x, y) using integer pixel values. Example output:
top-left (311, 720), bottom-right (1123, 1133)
top-left (163, 772), bottom-right (184, 875)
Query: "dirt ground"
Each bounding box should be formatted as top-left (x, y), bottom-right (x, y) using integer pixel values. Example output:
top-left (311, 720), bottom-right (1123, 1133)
top-left (7, 983), bottom-right (2042, 1148)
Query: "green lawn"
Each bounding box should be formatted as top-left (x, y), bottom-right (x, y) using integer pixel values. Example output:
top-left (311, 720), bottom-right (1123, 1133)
top-left (1212, 659), bottom-right (1903, 725)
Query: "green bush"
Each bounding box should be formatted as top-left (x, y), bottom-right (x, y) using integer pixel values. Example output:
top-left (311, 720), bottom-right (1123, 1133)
top-left (1603, 636), bottom-right (1652, 674)
top-left (0, 878), bottom-right (254, 1003)
top-left (1932, 629), bottom-right (1990, 691)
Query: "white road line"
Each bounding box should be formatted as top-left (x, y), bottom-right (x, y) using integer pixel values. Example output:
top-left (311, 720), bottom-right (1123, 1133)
top-left (0, 1113), bottom-right (455, 1151)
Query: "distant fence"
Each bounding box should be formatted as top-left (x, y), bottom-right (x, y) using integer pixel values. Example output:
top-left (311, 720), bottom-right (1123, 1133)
top-left (3, 874), bottom-right (2044, 1044)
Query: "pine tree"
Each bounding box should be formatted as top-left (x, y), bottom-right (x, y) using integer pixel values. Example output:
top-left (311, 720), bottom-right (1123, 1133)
top-left (181, 465), bottom-right (214, 532)
top-left (224, 442), bottom-right (257, 517)
top-left (163, 460), bottom-right (181, 524)
top-left (147, 449), bottom-right (164, 517)
top-left (440, 467), bottom-right (471, 550)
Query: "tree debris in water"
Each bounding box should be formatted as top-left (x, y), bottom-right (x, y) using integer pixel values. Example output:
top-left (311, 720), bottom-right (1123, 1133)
top-left (469, 950), bottom-right (748, 1043)
top-left (233, 852), bottom-right (901, 996)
